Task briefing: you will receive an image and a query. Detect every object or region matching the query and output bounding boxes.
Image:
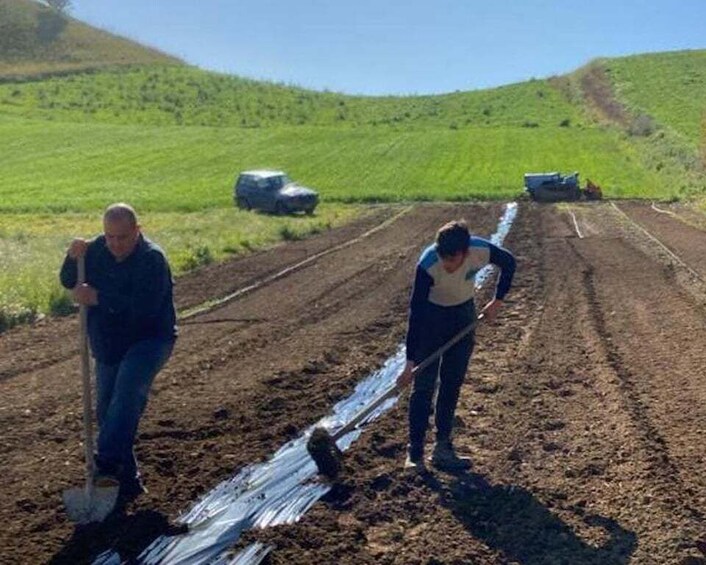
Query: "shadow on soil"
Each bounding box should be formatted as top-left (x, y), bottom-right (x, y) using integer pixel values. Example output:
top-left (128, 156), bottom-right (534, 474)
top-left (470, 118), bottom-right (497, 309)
top-left (424, 472), bottom-right (637, 564)
top-left (49, 507), bottom-right (187, 565)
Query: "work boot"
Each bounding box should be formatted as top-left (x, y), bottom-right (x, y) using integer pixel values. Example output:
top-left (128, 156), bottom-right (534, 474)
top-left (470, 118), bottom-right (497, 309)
top-left (431, 439), bottom-right (472, 472)
top-left (404, 445), bottom-right (425, 472)
top-left (119, 478), bottom-right (148, 503)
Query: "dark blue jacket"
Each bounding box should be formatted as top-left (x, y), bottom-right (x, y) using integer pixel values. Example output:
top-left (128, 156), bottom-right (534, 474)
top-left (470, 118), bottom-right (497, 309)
top-left (60, 234), bottom-right (177, 364)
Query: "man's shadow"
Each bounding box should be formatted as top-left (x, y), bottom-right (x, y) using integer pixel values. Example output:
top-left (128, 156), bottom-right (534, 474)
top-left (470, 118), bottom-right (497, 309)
top-left (422, 471), bottom-right (637, 565)
top-left (50, 508), bottom-right (187, 565)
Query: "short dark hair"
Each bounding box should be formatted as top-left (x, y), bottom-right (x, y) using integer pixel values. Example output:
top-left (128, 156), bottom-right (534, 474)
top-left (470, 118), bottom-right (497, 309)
top-left (436, 220), bottom-right (470, 258)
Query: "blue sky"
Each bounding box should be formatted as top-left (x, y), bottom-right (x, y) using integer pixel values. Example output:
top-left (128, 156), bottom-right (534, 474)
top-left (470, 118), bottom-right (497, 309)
top-left (70, 0), bottom-right (706, 95)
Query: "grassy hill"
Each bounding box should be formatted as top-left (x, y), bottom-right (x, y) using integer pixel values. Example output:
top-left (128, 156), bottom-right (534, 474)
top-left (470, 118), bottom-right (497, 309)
top-left (0, 65), bottom-right (586, 128)
top-left (574, 51), bottom-right (706, 198)
top-left (0, 0), bottom-right (181, 78)
top-left (1, 52), bottom-right (702, 207)
top-left (603, 50), bottom-right (706, 145)
top-left (0, 1), bottom-right (705, 328)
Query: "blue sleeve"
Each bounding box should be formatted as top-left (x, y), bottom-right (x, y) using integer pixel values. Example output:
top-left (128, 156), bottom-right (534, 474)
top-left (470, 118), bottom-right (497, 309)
top-left (488, 242), bottom-right (516, 300)
top-left (60, 255), bottom-right (77, 289)
top-left (405, 266), bottom-right (433, 363)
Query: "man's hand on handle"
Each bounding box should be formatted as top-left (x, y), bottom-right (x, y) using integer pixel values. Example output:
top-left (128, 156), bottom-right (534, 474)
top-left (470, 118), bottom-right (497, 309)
top-left (398, 305), bottom-right (496, 390)
top-left (67, 238), bottom-right (98, 305)
top-left (67, 238), bottom-right (89, 260)
top-left (481, 298), bottom-right (503, 323)
top-left (396, 360), bottom-right (415, 388)
top-left (73, 285), bottom-right (98, 306)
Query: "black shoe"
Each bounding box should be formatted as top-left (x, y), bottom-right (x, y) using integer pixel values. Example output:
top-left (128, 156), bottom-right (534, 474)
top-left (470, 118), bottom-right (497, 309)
top-left (119, 479), bottom-right (148, 503)
top-left (431, 440), bottom-right (472, 472)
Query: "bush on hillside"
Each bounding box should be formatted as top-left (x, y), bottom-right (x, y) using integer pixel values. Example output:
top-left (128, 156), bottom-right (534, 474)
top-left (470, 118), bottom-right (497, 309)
top-left (0, 1), bottom-right (67, 59)
top-left (628, 114), bottom-right (656, 137)
top-left (0, 2), bottom-right (36, 57)
top-left (37, 9), bottom-right (67, 44)
top-left (46, 0), bottom-right (72, 13)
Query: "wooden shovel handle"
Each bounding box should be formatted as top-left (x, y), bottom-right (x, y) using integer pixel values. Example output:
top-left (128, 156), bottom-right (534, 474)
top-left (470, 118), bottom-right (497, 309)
top-left (77, 257), bottom-right (96, 492)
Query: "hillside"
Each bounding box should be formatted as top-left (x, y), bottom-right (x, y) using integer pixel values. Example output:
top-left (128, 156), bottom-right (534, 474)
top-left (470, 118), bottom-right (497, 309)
top-left (539, 50), bottom-right (706, 203)
top-left (2, 49), bottom-right (703, 208)
top-left (0, 65), bottom-right (587, 129)
top-left (0, 4), bottom-right (705, 330)
top-left (0, 0), bottom-right (181, 78)
top-left (603, 50), bottom-right (706, 145)
top-left (0, 0), bottom-right (701, 143)
top-left (0, 35), bottom-right (702, 196)
top-left (0, 2), bottom-right (702, 145)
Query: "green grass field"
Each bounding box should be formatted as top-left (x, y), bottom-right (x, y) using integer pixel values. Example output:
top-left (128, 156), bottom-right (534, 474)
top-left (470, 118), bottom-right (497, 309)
top-left (0, 113), bottom-right (683, 329)
top-left (0, 116), bottom-right (672, 213)
top-left (0, 1), bottom-right (704, 330)
top-left (0, 204), bottom-right (360, 331)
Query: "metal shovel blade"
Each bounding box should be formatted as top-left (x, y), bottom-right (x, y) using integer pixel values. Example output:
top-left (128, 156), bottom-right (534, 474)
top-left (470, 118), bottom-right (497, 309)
top-left (62, 482), bottom-right (119, 525)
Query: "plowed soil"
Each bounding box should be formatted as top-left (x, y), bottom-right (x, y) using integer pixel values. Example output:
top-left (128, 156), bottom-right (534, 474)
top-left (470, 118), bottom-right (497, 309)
top-left (1, 202), bottom-right (705, 565)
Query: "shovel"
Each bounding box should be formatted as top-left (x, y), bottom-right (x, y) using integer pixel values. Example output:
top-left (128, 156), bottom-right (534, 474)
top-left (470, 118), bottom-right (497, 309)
top-left (307, 314), bottom-right (483, 480)
top-left (62, 255), bottom-right (119, 524)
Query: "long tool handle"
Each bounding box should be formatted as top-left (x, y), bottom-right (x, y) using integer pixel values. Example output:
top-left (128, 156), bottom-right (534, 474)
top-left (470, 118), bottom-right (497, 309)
top-left (78, 256), bottom-right (95, 496)
top-left (330, 314), bottom-right (483, 442)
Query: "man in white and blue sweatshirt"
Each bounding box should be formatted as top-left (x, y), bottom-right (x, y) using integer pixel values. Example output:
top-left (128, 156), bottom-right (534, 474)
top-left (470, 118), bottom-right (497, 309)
top-left (397, 219), bottom-right (515, 471)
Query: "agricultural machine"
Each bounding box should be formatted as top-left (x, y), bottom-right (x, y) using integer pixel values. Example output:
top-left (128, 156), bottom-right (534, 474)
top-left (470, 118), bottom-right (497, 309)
top-left (524, 171), bottom-right (602, 202)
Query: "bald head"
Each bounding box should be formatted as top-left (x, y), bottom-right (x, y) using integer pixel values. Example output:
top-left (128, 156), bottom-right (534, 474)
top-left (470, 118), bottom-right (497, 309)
top-left (104, 203), bottom-right (138, 227)
top-left (103, 203), bottom-right (141, 261)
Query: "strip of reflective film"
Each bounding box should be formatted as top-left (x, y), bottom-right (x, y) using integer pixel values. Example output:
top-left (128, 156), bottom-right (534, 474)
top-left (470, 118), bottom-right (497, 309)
top-left (96, 202), bottom-right (518, 565)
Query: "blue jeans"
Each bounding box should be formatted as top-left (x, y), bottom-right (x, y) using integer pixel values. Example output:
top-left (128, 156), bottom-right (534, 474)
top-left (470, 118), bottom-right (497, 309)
top-left (94, 338), bottom-right (174, 484)
top-left (408, 300), bottom-right (475, 452)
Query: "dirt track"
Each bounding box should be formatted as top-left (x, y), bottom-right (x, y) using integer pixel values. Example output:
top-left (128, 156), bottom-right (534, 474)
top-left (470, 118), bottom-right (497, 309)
top-left (1, 202), bottom-right (705, 564)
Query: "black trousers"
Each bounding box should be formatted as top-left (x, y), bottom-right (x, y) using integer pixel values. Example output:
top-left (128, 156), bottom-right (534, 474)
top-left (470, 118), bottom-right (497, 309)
top-left (408, 300), bottom-right (475, 450)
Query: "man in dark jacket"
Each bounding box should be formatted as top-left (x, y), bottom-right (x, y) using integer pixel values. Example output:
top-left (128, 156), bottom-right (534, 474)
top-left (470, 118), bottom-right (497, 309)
top-left (397, 219), bottom-right (515, 472)
top-left (60, 203), bottom-right (177, 500)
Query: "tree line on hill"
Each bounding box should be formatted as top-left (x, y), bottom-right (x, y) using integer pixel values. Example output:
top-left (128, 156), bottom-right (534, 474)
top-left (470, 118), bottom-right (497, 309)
top-left (45, 0), bottom-right (71, 12)
top-left (0, 0), bottom-right (71, 57)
